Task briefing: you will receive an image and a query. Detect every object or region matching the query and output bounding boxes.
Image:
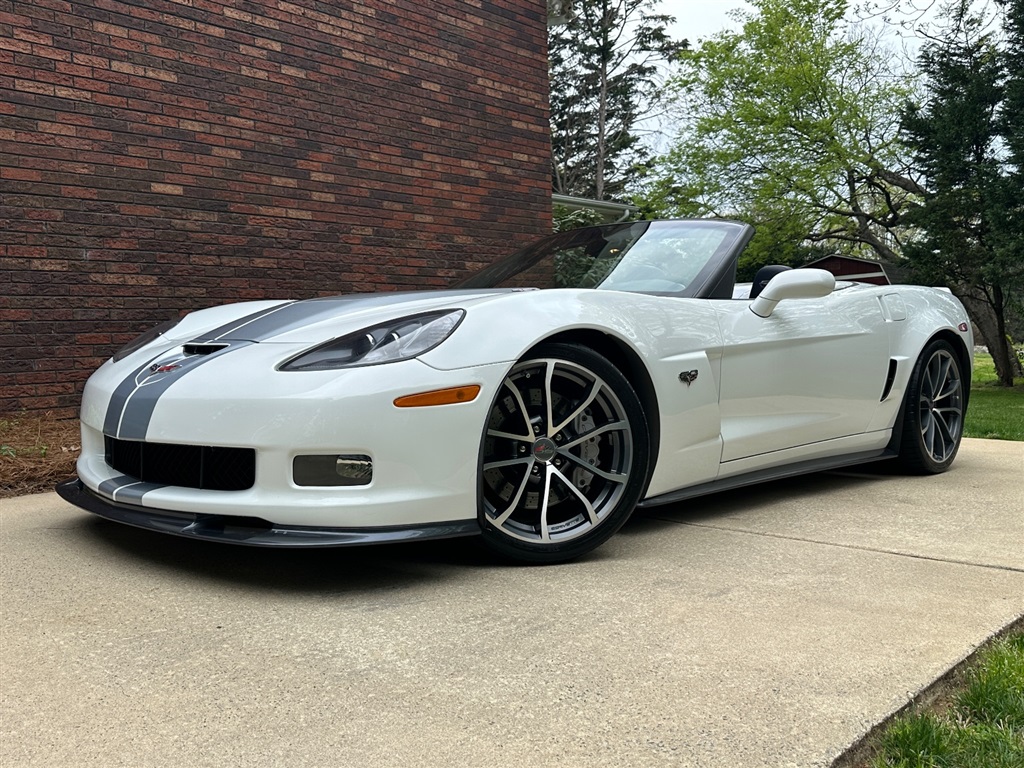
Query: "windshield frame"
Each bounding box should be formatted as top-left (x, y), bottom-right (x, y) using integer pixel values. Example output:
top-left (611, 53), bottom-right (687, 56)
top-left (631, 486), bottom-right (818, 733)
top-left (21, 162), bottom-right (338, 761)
top-left (454, 219), bottom-right (754, 299)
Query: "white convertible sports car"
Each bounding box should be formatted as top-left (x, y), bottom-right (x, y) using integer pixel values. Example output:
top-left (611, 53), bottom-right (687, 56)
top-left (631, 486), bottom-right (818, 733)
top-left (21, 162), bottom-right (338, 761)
top-left (57, 219), bottom-right (973, 562)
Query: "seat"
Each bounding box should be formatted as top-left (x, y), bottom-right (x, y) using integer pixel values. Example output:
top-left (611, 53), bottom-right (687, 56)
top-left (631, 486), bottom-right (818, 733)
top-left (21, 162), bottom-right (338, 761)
top-left (750, 265), bottom-right (793, 299)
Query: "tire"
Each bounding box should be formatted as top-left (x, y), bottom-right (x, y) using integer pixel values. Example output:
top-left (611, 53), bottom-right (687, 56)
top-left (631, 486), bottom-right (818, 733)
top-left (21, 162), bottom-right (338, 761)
top-left (894, 339), bottom-right (966, 474)
top-left (478, 342), bottom-right (651, 563)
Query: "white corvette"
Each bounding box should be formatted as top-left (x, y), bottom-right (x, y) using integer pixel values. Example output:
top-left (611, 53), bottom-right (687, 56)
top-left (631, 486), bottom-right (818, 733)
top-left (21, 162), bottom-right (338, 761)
top-left (58, 220), bottom-right (973, 562)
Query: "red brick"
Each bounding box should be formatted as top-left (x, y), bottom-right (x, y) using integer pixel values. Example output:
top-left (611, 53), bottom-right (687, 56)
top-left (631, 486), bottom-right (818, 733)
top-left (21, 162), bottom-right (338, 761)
top-left (0, 0), bottom-right (551, 415)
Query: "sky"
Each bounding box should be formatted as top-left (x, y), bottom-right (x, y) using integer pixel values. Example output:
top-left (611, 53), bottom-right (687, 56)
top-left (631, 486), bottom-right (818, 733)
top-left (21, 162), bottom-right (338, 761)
top-left (658, 0), bottom-right (753, 44)
top-left (636, 0), bottom-right (754, 151)
top-left (656, 0), bottom-right (947, 53)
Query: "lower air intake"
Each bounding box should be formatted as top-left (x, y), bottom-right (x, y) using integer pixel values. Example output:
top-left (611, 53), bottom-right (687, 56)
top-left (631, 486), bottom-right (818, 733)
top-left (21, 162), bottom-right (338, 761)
top-left (104, 436), bottom-right (255, 491)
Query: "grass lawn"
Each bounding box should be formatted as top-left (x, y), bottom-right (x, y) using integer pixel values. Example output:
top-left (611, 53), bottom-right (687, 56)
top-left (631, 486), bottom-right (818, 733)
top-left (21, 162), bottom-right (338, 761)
top-left (964, 354), bottom-right (1024, 441)
top-left (843, 353), bottom-right (1023, 768)
top-left (867, 628), bottom-right (1024, 768)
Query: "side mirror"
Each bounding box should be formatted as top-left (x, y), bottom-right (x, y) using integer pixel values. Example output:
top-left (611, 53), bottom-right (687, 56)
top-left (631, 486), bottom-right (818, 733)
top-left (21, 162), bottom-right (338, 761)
top-left (749, 269), bottom-right (836, 318)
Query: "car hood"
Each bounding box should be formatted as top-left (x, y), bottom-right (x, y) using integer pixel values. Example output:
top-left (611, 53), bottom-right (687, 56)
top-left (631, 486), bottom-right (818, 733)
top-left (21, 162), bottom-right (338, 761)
top-left (181, 289), bottom-right (523, 345)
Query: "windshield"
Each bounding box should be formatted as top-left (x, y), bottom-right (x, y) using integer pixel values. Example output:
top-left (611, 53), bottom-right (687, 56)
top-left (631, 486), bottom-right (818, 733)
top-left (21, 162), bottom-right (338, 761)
top-left (456, 219), bottom-right (750, 297)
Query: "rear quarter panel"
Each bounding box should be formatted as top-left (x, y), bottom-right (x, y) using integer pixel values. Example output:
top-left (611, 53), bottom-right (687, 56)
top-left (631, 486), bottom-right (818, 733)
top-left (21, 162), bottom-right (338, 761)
top-left (865, 286), bottom-right (973, 433)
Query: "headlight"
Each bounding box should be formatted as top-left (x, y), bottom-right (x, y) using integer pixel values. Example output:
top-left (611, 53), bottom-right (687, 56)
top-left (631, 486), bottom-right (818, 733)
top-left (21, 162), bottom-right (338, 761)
top-left (279, 310), bottom-right (465, 371)
top-left (112, 317), bottom-right (182, 362)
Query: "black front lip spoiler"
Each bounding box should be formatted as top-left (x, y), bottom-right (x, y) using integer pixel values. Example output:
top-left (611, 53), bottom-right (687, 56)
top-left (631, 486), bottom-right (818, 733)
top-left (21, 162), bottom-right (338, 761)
top-left (56, 478), bottom-right (481, 548)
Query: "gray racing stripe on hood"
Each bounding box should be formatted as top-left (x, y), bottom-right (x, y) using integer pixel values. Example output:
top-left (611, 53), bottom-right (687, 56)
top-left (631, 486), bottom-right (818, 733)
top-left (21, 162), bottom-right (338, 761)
top-left (195, 293), bottom-right (432, 342)
top-left (103, 291), bottom-right (493, 442)
top-left (194, 291), bottom-right (496, 342)
top-left (103, 301), bottom-right (293, 439)
top-left (102, 299), bottom-right (312, 441)
top-left (102, 353), bottom-right (168, 437)
top-left (112, 342), bottom-right (251, 441)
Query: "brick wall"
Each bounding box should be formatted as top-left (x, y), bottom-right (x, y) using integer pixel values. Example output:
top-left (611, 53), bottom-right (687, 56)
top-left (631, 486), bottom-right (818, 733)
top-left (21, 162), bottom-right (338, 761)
top-left (0, 0), bottom-right (552, 416)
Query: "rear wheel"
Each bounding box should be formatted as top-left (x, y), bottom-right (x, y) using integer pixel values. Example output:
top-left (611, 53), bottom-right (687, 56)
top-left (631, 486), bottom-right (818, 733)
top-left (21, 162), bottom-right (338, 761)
top-left (895, 339), bottom-right (965, 474)
top-left (478, 343), bottom-right (650, 563)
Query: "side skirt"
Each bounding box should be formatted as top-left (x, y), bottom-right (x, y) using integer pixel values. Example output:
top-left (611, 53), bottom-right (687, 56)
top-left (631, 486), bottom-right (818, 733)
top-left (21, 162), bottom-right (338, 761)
top-left (636, 448), bottom-right (897, 509)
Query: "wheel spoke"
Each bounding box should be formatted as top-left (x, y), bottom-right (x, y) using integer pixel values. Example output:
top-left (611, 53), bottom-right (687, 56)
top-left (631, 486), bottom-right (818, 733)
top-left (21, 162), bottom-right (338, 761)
top-left (938, 357), bottom-right (952, 393)
top-left (491, 463), bottom-right (533, 527)
top-left (550, 378), bottom-right (601, 437)
top-left (562, 420), bottom-right (629, 449)
top-left (539, 464), bottom-right (554, 541)
top-left (501, 376), bottom-right (533, 437)
top-left (933, 410), bottom-right (956, 459)
top-left (921, 363), bottom-right (933, 399)
top-left (937, 409), bottom-right (958, 456)
top-left (543, 360), bottom-right (555, 437)
top-left (483, 457), bottom-right (532, 471)
top-left (924, 357), bottom-right (940, 399)
top-left (935, 376), bottom-right (961, 403)
top-left (487, 428), bottom-right (532, 442)
top-left (918, 349), bottom-right (963, 463)
top-left (929, 411), bottom-right (942, 450)
top-left (558, 448), bottom-right (629, 482)
top-left (551, 465), bottom-right (599, 526)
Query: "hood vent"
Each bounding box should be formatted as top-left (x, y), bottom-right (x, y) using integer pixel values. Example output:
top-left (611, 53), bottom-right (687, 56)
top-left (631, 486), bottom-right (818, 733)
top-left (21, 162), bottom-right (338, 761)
top-left (184, 342), bottom-right (230, 356)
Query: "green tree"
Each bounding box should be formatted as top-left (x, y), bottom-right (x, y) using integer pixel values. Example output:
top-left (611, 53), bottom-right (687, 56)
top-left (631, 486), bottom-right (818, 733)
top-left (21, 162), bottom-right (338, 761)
top-left (998, 0), bottom-right (1024, 373)
top-left (550, 0), bottom-right (686, 201)
top-left (901, 0), bottom-right (1024, 385)
top-left (641, 0), bottom-right (920, 275)
top-left (552, 204), bottom-right (605, 233)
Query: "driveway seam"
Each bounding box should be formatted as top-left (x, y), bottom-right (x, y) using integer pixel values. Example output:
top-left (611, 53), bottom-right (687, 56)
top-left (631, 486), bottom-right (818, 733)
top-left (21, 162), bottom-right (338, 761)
top-left (646, 517), bottom-right (1024, 574)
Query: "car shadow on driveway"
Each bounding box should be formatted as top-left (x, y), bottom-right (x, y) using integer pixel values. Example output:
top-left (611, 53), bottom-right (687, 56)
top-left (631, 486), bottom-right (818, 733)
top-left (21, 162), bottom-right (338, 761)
top-left (73, 467), bottom-right (897, 594)
top-left (77, 514), bottom-right (502, 594)
top-left (626, 467), bottom-right (894, 527)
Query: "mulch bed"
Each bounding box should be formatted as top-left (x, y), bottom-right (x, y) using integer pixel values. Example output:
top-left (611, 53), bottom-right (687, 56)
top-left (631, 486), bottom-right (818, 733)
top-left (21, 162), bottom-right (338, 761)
top-left (0, 413), bottom-right (81, 499)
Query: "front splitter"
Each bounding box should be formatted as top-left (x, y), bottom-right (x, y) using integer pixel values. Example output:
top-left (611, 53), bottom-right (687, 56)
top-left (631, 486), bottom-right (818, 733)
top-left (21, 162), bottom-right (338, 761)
top-left (55, 478), bottom-right (481, 548)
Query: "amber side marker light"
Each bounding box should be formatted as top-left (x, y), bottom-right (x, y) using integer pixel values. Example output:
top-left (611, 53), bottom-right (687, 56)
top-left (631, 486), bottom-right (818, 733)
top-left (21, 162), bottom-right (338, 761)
top-left (394, 385), bottom-right (481, 408)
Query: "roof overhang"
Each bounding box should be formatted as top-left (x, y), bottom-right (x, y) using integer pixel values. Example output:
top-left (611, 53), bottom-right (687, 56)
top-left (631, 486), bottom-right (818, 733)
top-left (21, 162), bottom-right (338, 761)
top-left (552, 193), bottom-right (638, 223)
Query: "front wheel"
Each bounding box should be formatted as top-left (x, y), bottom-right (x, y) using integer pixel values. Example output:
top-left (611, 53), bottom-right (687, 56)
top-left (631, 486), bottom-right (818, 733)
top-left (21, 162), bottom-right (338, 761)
top-left (895, 338), bottom-right (966, 474)
top-left (478, 343), bottom-right (650, 563)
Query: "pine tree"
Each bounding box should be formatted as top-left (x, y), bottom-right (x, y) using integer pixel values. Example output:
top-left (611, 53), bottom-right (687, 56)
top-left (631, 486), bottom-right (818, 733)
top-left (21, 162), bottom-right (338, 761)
top-left (549, 0), bottom-right (686, 200)
top-left (901, 0), bottom-right (1024, 385)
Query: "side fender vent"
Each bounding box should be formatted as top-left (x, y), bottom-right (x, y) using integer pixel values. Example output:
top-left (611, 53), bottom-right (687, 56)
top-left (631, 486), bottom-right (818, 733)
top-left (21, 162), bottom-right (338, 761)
top-left (880, 359), bottom-right (898, 401)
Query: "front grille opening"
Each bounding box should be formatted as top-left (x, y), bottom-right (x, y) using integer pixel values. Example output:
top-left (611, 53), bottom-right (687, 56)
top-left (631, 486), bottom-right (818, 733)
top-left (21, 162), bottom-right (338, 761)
top-left (105, 436), bottom-right (255, 491)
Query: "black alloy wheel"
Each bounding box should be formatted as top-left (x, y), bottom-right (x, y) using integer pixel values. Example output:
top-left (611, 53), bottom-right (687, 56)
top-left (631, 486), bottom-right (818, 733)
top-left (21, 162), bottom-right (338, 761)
top-left (896, 338), bottom-right (966, 474)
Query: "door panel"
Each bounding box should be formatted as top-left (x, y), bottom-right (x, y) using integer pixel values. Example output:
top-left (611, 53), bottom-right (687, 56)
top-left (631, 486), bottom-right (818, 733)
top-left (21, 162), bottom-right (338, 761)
top-left (715, 290), bottom-right (890, 462)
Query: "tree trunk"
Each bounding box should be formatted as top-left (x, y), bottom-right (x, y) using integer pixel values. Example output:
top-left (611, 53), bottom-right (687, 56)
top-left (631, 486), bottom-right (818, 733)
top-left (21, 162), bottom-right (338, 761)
top-left (595, 63), bottom-right (608, 200)
top-left (957, 292), bottom-right (1022, 386)
top-left (991, 284), bottom-right (1024, 379)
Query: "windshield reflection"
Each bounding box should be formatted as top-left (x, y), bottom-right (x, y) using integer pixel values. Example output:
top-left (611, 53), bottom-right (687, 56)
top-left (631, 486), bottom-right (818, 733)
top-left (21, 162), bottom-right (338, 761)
top-left (456, 220), bottom-right (747, 296)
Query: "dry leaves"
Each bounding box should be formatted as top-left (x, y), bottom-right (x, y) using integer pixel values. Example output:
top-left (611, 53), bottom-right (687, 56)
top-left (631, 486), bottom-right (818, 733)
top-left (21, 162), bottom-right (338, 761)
top-left (0, 413), bottom-right (81, 498)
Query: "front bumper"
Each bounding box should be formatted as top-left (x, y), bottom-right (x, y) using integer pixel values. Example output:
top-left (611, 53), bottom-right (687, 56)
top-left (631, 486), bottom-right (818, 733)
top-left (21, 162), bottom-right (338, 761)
top-left (77, 354), bottom-right (510, 529)
top-left (57, 478), bottom-right (481, 548)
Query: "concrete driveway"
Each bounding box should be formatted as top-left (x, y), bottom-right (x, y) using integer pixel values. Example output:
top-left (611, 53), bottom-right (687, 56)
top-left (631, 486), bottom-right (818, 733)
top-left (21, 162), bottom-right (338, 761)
top-left (2, 438), bottom-right (1022, 767)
